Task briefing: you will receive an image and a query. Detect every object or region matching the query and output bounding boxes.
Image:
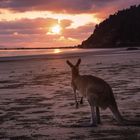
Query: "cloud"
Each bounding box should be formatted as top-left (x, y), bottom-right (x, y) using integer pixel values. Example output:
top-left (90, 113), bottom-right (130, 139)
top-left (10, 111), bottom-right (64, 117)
top-left (0, 17), bottom-right (87, 48)
top-left (0, 0), bottom-right (93, 13)
top-left (60, 19), bottom-right (73, 28)
top-left (0, 17), bottom-right (84, 37)
top-left (1, 0), bottom-right (139, 14)
top-left (63, 23), bottom-right (95, 40)
top-left (0, 18), bottom-right (72, 35)
top-left (93, 0), bottom-right (140, 19)
top-left (0, 0), bottom-right (139, 21)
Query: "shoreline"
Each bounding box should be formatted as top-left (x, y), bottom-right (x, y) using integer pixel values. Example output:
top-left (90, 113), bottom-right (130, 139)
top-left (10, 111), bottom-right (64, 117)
top-left (0, 46), bottom-right (140, 50)
top-left (0, 48), bottom-right (140, 62)
top-left (0, 48), bottom-right (119, 62)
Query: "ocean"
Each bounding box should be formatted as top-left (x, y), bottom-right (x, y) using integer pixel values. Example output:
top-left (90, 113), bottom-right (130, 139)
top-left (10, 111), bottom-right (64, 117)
top-left (0, 48), bottom-right (131, 61)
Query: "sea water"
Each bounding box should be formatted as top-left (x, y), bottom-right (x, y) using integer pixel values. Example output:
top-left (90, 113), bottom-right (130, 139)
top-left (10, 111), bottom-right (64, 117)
top-left (0, 48), bottom-right (139, 61)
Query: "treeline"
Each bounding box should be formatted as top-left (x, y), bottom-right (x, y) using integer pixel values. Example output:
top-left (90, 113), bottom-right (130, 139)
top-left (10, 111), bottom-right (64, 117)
top-left (79, 5), bottom-right (140, 48)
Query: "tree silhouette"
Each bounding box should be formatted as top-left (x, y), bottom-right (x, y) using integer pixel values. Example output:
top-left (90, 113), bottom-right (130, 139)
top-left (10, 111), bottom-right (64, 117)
top-left (80, 5), bottom-right (140, 48)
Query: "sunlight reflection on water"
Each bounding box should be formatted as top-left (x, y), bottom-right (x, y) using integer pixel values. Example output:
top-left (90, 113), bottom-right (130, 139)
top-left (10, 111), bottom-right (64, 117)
top-left (0, 48), bottom-right (122, 58)
top-left (53, 49), bottom-right (61, 54)
top-left (0, 48), bottom-right (80, 57)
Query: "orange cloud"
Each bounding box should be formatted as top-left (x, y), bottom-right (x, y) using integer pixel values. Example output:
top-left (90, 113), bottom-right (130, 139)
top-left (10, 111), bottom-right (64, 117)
top-left (0, 18), bottom-right (86, 48)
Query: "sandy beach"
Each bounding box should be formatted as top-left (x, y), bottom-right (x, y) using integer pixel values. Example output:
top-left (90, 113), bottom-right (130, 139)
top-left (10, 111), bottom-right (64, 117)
top-left (0, 49), bottom-right (140, 140)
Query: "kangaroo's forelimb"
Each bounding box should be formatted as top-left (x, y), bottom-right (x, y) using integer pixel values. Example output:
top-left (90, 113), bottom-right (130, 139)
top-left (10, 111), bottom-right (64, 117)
top-left (73, 89), bottom-right (79, 109)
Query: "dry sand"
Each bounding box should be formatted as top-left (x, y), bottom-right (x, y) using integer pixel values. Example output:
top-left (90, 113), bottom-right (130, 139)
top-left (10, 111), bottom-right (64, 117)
top-left (0, 49), bottom-right (140, 140)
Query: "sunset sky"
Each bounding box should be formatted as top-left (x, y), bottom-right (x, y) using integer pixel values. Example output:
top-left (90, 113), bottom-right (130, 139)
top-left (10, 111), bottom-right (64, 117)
top-left (0, 0), bottom-right (139, 48)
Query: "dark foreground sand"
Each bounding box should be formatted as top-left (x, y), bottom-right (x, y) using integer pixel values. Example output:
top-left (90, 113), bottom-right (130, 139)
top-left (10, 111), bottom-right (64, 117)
top-left (0, 50), bottom-right (140, 140)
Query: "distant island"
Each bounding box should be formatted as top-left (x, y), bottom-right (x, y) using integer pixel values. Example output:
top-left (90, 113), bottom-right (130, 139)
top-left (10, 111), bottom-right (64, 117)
top-left (78, 5), bottom-right (140, 48)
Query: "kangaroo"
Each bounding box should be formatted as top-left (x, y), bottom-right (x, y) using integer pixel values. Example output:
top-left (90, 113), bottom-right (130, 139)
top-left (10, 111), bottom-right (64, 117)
top-left (67, 58), bottom-right (140, 126)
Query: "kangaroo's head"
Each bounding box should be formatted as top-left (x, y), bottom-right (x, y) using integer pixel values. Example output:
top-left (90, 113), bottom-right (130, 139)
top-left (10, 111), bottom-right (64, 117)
top-left (66, 58), bottom-right (81, 78)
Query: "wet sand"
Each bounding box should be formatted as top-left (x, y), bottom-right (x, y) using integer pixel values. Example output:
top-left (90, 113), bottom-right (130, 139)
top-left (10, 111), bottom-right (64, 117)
top-left (0, 50), bottom-right (140, 140)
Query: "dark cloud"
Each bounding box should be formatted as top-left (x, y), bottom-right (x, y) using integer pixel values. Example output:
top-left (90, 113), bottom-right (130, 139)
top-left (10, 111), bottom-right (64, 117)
top-left (0, 0), bottom-right (123, 13)
top-left (0, 0), bottom-right (139, 16)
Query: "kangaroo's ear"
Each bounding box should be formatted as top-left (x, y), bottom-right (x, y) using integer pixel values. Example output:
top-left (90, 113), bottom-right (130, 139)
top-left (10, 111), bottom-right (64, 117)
top-left (76, 58), bottom-right (81, 67)
top-left (66, 60), bottom-right (73, 67)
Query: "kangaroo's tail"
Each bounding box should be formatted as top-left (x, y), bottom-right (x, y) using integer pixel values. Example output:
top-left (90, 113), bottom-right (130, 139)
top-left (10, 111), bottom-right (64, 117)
top-left (122, 119), bottom-right (140, 126)
top-left (109, 104), bottom-right (140, 126)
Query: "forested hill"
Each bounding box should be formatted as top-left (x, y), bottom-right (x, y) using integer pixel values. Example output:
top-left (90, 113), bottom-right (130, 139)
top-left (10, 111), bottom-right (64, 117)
top-left (79, 5), bottom-right (140, 48)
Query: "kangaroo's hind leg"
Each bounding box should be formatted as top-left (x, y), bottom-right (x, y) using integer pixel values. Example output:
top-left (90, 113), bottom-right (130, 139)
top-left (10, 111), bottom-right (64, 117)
top-left (90, 105), bottom-right (97, 126)
top-left (80, 97), bottom-right (83, 104)
top-left (96, 107), bottom-right (101, 124)
top-left (88, 97), bottom-right (97, 126)
top-left (87, 92), bottom-right (98, 126)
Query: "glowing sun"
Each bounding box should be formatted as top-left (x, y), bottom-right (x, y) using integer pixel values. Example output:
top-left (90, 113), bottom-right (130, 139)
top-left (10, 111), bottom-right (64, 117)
top-left (51, 24), bottom-right (61, 34)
